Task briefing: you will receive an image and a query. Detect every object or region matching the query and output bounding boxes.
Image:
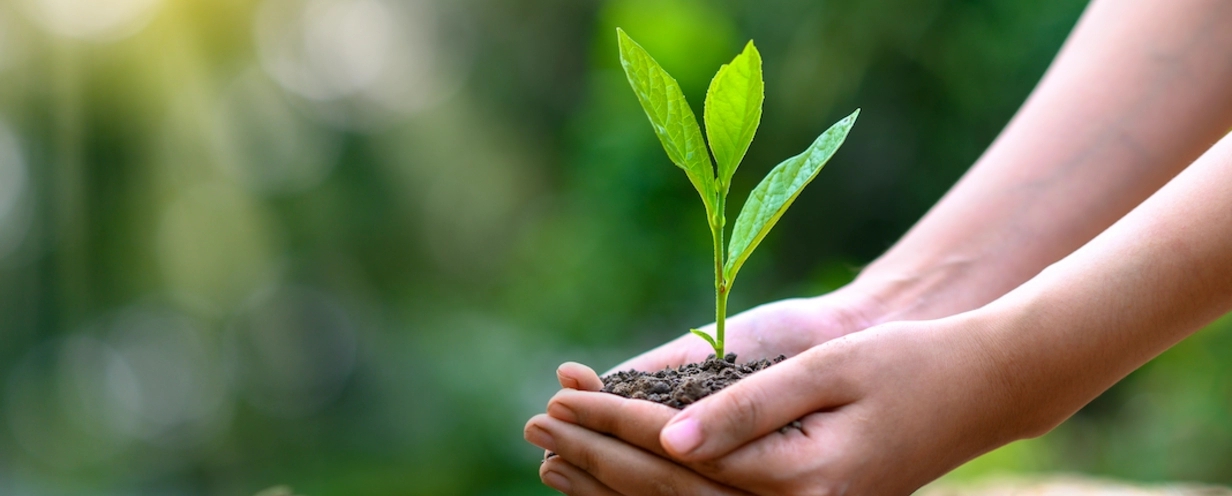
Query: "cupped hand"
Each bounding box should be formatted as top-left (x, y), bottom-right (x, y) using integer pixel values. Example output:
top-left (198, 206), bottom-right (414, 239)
top-left (604, 288), bottom-right (881, 375)
top-left (529, 312), bottom-right (1042, 495)
top-left (533, 288), bottom-right (882, 495)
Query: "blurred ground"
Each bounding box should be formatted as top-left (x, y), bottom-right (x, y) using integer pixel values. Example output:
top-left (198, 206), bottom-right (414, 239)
top-left (920, 475), bottom-right (1232, 495)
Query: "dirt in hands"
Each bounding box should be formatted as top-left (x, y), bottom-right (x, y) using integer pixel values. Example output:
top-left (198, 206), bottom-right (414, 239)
top-left (543, 353), bottom-right (794, 461)
top-left (601, 353), bottom-right (786, 409)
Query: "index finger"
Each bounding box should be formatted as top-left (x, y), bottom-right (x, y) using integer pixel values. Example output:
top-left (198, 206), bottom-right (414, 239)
top-left (528, 414), bottom-right (752, 496)
top-left (547, 388), bottom-right (677, 458)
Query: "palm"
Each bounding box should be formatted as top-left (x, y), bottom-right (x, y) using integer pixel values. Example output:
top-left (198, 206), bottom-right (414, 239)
top-left (604, 293), bottom-right (873, 375)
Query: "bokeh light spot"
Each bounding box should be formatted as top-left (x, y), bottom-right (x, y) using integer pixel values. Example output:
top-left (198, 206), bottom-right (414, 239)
top-left (0, 118), bottom-right (31, 263)
top-left (255, 0), bottom-right (471, 127)
top-left (21, 0), bottom-right (162, 41)
top-left (157, 183), bottom-right (280, 313)
top-left (215, 69), bottom-right (342, 194)
top-left (106, 305), bottom-right (231, 447)
top-left (225, 285), bottom-right (357, 417)
top-left (6, 336), bottom-right (136, 469)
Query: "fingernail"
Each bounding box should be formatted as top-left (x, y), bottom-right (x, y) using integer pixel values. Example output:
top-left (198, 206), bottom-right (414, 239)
top-left (542, 470), bottom-right (572, 493)
top-left (547, 401), bottom-right (578, 423)
top-left (527, 425), bottom-right (557, 452)
top-left (661, 418), bottom-right (703, 455)
top-left (556, 365), bottom-right (578, 389)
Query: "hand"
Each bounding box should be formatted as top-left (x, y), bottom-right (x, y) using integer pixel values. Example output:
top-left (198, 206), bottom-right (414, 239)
top-left (603, 287), bottom-right (881, 375)
top-left (536, 362), bottom-right (750, 495)
top-left (534, 288), bottom-right (881, 495)
top-left (529, 312), bottom-right (1044, 495)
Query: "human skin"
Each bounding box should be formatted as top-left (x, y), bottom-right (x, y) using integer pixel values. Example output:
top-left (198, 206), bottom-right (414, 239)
top-left (605, 0), bottom-right (1232, 376)
top-left (530, 127), bottom-right (1232, 495)
top-left (526, 0), bottom-right (1232, 493)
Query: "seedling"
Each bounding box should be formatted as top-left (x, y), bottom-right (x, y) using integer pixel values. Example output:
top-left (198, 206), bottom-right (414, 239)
top-left (617, 28), bottom-right (858, 358)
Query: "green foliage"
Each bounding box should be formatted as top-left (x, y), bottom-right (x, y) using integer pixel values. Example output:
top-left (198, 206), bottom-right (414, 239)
top-left (617, 28), bottom-right (858, 357)
top-left (704, 41), bottom-right (764, 193)
top-left (616, 28), bottom-right (719, 222)
top-left (725, 110), bottom-right (859, 285)
top-left (690, 328), bottom-right (719, 349)
top-left (6, 1), bottom-right (1220, 491)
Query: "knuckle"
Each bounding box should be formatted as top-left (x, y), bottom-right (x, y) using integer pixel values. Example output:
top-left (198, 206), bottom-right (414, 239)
top-left (544, 426), bottom-right (596, 474)
top-left (523, 414), bottom-right (547, 443)
top-left (692, 455), bottom-right (726, 475)
top-left (803, 343), bottom-right (861, 401)
top-left (613, 397), bottom-right (648, 437)
top-left (723, 386), bottom-right (763, 434)
top-left (546, 391), bottom-right (567, 411)
top-left (563, 437), bottom-right (605, 477)
top-left (547, 393), bottom-right (579, 424)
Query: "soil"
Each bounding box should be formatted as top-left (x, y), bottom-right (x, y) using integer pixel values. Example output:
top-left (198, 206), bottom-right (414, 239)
top-left (601, 353), bottom-right (786, 409)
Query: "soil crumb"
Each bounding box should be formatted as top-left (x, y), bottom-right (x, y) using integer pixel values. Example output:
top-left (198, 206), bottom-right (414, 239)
top-left (601, 353), bottom-right (785, 409)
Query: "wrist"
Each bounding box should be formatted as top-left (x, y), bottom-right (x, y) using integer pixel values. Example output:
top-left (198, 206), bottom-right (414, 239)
top-left (800, 262), bottom-right (975, 340)
top-left (955, 281), bottom-right (1092, 442)
top-left (841, 254), bottom-right (981, 326)
top-left (904, 304), bottom-right (1056, 450)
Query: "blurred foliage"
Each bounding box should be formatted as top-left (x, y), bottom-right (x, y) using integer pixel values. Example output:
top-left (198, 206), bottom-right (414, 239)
top-left (0, 0), bottom-right (1226, 494)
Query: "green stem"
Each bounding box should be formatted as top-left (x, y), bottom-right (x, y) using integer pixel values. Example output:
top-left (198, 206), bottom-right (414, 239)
top-left (712, 192), bottom-right (728, 357)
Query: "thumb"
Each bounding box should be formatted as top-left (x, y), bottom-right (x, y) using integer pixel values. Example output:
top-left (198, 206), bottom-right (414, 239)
top-left (659, 344), bottom-right (858, 461)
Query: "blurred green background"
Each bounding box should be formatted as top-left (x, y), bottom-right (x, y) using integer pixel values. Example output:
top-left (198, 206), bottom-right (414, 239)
top-left (0, 0), bottom-right (1228, 494)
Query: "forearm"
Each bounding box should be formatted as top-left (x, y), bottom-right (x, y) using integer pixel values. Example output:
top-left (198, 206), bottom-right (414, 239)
top-left (979, 130), bottom-right (1232, 437)
top-left (540, 131), bottom-right (1232, 490)
top-left (851, 0), bottom-right (1232, 323)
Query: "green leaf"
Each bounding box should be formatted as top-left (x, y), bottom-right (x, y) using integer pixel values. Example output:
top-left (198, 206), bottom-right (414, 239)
top-left (704, 41), bottom-right (763, 194)
top-left (724, 109), bottom-right (859, 284)
top-left (690, 328), bottom-right (719, 351)
top-left (617, 28), bottom-right (718, 221)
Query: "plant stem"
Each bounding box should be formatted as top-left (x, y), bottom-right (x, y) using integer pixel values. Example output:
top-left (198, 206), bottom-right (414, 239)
top-left (712, 192), bottom-right (728, 357)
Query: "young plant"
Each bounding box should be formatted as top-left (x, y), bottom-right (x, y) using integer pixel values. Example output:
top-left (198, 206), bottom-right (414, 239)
top-left (617, 28), bottom-right (858, 358)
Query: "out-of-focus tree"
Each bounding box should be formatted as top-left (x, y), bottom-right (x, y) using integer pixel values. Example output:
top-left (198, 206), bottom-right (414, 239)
top-left (0, 0), bottom-right (1226, 494)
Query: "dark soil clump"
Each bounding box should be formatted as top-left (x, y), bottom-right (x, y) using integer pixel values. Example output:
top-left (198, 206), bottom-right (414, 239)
top-left (601, 353), bottom-right (785, 409)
